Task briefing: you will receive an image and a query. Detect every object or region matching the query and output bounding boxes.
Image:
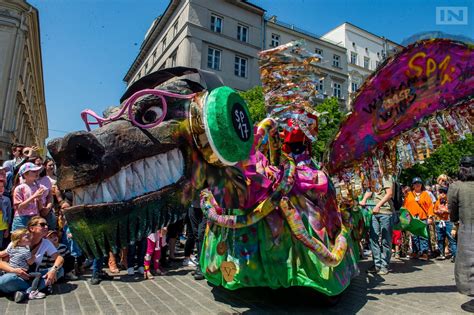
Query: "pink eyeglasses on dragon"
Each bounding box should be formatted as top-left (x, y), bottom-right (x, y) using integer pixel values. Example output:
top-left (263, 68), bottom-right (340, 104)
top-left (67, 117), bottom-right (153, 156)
top-left (81, 89), bottom-right (196, 131)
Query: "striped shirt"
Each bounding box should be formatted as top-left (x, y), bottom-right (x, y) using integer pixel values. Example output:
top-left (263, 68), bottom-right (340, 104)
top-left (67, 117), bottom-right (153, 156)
top-left (6, 245), bottom-right (31, 270)
top-left (39, 243), bottom-right (70, 269)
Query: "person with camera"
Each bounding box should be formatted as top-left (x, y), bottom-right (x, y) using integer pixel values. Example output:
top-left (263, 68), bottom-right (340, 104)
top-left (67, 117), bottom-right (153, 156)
top-left (433, 186), bottom-right (456, 261)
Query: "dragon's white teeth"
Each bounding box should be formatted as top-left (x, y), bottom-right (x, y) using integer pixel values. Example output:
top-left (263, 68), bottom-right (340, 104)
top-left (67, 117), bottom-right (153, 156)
top-left (123, 165), bottom-right (133, 201)
top-left (74, 188), bottom-right (84, 205)
top-left (144, 157), bottom-right (158, 191)
top-left (106, 177), bottom-right (120, 201)
top-left (101, 182), bottom-right (113, 203)
top-left (83, 189), bottom-right (91, 204)
top-left (95, 184), bottom-right (103, 203)
top-left (132, 160), bottom-right (146, 192)
top-left (72, 149), bottom-right (184, 206)
top-left (119, 168), bottom-right (128, 198)
top-left (168, 150), bottom-right (181, 180)
top-left (155, 155), bottom-right (170, 184)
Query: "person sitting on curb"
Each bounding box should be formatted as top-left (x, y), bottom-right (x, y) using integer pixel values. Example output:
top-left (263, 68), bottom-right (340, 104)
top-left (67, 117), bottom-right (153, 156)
top-left (0, 216), bottom-right (64, 302)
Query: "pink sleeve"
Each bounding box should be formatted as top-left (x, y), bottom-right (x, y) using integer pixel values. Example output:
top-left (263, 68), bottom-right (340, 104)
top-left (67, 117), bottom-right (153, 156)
top-left (13, 186), bottom-right (25, 206)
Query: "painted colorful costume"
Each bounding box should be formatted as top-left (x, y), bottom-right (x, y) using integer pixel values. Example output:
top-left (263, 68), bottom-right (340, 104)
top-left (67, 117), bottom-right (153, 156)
top-left (47, 39), bottom-right (473, 298)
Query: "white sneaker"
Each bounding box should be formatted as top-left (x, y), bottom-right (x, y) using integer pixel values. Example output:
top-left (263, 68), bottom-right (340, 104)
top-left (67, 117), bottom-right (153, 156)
top-left (137, 267), bottom-right (145, 275)
top-left (127, 267), bottom-right (135, 275)
top-left (65, 271), bottom-right (78, 281)
top-left (28, 290), bottom-right (46, 300)
top-left (183, 258), bottom-right (196, 267)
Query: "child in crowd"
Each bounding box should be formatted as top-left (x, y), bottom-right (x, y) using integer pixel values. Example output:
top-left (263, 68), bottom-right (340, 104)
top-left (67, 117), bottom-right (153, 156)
top-left (41, 230), bottom-right (77, 280)
top-left (434, 187), bottom-right (457, 261)
top-left (0, 228), bottom-right (45, 301)
top-left (35, 157), bottom-right (55, 230)
top-left (144, 228), bottom-right (167, 279)
top-left (392, 230), bottom-right (402, 259)
top-left (12, 163), bottom-right (46, 231)
top-left (0, 180), bottom-right (12, 249)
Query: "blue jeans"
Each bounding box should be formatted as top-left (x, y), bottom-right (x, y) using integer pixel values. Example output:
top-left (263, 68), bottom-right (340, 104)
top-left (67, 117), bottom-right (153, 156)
top-left (369, 214), bottom-right (393, 270)
top-left (11, 215), bottom-right (33, 231)
top-left (127, 238), bottom-right (146, 268)
top-left (92, 257), bottom-right (104, 275)
top-left (0, 272), bottom-right (31, 294)
top-left (436, 221), bottom-right (457, 257)
top-left (412, 219), bottom-right (429, 255)
top-left (0, 267), bottom-right (64, 294)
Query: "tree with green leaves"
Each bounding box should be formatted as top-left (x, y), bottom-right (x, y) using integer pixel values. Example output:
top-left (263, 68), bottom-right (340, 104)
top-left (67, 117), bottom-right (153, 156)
top-left (238, 86), bottom-right (266, 123)
top-left (312, 97), bottom-right (344, 162)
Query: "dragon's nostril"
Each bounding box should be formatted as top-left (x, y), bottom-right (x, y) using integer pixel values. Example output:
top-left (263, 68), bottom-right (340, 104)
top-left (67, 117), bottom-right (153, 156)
top-left (62, 131), bottom-right (105, 168)
top-left (76, 145), bottom-right (94, 163)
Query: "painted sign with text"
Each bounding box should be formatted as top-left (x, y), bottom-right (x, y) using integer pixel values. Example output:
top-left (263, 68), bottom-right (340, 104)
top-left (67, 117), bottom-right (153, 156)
top-left (328, 39), bottom-right (473, 172)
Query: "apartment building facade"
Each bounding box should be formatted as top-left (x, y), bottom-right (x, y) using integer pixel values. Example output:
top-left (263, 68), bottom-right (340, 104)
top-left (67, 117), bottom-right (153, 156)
top-left (124, 1), bottom-right (400, 110)
top-left (322, 22), bottom-right (403, 107)
top-left (0, 0), bottom-right (48, 162)
top-left (123, 0), bottom-right (265, 92)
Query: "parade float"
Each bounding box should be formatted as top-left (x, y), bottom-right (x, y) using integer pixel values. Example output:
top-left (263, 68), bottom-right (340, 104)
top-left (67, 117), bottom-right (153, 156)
top-left (48, 38), bottom-right (473, 298)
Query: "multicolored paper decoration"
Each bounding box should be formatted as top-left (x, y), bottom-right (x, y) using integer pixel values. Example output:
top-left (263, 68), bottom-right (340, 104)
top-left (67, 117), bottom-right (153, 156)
top-left (258, 40), bottom-right (323, 142)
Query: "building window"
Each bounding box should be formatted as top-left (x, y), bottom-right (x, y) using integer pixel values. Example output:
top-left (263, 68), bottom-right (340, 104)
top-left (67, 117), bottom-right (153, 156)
top-left (237, 24), bottom-right (248, 42)
top-left (210, 14), bottom-right (223, 33)
top-left (333, 82), bottom-right (342, 98)
top-left (270, 33), bottom-right (280, 47)
top-left (170, 51), bottom-right (177, 67)
top-left (173, 22), bottom-right (178, 37)
top-left (162, 37), bottom-right (167, 52)
top-left (351, 82), bottom-right (358, 92)
top-left (317, 79), bottom-right (324, 92)
top-left (350, 52), bottom-right (357, 65)
top-left (315, 48), bottom-right (323, 56)
top-left (234, 56), bottom-right (247, 77)
top-left (375, 61), bottom-right (380, 68)
top-left (333, 54), bottom-right (340, 68)
top-left (364, 57), bottom-right (370, 69)
top-left (208, 47), bottom-right (221, 70)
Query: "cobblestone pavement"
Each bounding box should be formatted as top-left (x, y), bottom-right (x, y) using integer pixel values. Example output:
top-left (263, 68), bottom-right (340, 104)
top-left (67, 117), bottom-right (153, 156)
top-left (0, 256), bottom-right (471, 314)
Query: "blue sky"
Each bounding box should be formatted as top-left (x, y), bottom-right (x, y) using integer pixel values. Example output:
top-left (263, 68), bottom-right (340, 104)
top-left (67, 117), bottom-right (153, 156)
top-left (29, 0), bottom-right (473, 142)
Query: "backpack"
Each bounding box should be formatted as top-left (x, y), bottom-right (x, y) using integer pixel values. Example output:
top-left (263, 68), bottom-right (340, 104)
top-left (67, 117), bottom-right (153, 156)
top-left (391, 180), bottom-right (403, 227)
top-left (392, 181), bottom-right (404, 211)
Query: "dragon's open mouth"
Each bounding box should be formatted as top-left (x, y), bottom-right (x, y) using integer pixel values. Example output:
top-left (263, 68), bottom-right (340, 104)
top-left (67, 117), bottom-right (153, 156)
top-left (72, 148), bottom-right (185, 206)
top-left (64, 148), bottom-right (189, 257)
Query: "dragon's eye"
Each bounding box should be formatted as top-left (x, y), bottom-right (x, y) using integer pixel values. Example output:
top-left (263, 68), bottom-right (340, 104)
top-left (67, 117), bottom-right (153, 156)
top-left (142, 106), bottom-right (163, 124)
top-left (133, 95), bottom-right (166, 126)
